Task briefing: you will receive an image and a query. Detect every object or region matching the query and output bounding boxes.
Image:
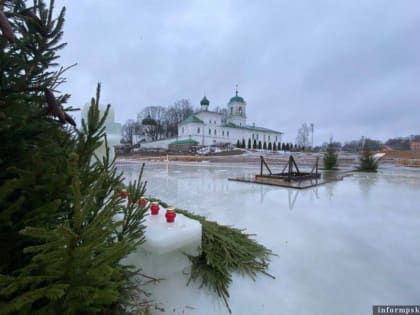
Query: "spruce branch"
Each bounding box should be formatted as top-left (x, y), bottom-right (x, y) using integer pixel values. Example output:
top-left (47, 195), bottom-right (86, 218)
top-left (149, 198), bottom-right (275, 313)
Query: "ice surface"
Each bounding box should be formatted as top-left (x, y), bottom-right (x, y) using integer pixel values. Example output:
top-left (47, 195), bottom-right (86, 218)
top-left (142, 212), bottom-right (201, 255)
top-left (118, 163), bottom-right (420, 315)
top-left (125, 210), bottom-right (202, 278)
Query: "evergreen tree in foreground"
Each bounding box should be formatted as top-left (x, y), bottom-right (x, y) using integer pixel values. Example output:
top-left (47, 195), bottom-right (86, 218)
top-left (0, 1), bottom-right (149, 313)
top-left (1, 2), bottom-right (275, 314)
top-left (358, 142), bottom-right (378, 172)
top-left (323, 139), bottom-right (339, 170)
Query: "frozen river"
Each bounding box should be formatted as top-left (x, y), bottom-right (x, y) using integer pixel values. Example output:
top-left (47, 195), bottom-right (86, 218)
top-left (118, 162), bottom-right (420, 315)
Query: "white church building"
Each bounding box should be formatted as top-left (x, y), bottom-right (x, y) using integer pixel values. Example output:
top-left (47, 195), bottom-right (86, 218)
top-left (178, 89), bottom-right (282, 148)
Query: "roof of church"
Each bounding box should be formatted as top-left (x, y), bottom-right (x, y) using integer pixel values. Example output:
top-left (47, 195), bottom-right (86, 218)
top-left (179, 115), bottom-right (204, 124)
top-left (200, 96), bottom-right (210, 106)
top-left (229, 90), bottom-right (245, 103)
top-left (222, 122), bottom-right (283, 134)
top-left (142, 115), bottom-right (157, 126)
top-left (170, 138), bottom-right (199, 145)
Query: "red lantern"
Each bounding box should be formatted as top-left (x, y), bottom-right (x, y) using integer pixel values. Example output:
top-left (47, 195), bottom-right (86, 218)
top-left (150, 202), bottom-right (160, 215)
top-left (139, 196), bottom-right (147, 208)
top-left (165, 207), bottom-right (176, 223)
top-left (119, 189), bottom-right (128, 199)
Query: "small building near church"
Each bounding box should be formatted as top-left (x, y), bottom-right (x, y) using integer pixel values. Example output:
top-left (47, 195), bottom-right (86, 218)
top-left (411, 141), bottom-right (420, 151)
top-left (178, 89), bottom-right (282, 148)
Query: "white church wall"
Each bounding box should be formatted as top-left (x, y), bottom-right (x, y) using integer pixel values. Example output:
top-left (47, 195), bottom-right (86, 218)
top-left (195, 111), bottom-right (223, 125)
top-left (179, 122), bottom-right (204, 138)
top-left (140, 138), bottom-right (174, 149)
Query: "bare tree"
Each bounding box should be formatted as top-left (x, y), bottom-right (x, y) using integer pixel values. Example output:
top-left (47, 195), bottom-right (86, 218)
top-left (296, 123), bottom-right (311, 148)
top-left (135, 100), bottom-right (195, 140)
top-left (165, 99), bottom-right (194, 137)
top-left (121, 119), bottom-right (139, 144)
top-left (137, 106), bottom-right (167, 123)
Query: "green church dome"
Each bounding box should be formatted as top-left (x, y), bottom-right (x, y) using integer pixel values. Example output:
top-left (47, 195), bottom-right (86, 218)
top-left (229, 89), bottom-right (245, 103)
top-left (200, 96), bottom-right (210, 106)
top-left (142, 115), bottom-right (157, 126)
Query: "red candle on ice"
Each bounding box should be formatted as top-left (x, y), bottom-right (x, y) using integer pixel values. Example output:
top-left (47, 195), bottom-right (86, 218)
top-left (139, 196), bottom-right (147, 208)
top-left (119, 189), bottom-right (128, 199)
top-left (165, 207), bottom-right (176, 223)
top-left (150, 202), bottom-right (160, 215)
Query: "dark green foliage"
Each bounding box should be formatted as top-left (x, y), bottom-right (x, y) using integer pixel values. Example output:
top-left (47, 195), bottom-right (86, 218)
top-left (258, 141), bottom-right (262, 149)
top-left (247, 138), bottom-right (251, 149)
top-left (1, 84), bottom-right (151, 314)
top-left (150, 199), bottom-right (275, 314)
top-left (268, 142), bottom-right (272, 150)
top-left (0, 0), bottom-right (73, 276)
top-left (358, 143), bottom-right (378, 172)
top-left (236, 139), bottom-right (240, 148)
top-left (253, 139), bottom-right (257, 149)
top-left (0, 1), bottom-right (150, 313)
top-left (323, 140), bottom-right (339, 170)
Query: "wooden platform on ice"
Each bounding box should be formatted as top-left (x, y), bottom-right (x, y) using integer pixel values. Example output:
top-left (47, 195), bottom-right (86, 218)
top-left (228, 172), bottom-right (352, 189)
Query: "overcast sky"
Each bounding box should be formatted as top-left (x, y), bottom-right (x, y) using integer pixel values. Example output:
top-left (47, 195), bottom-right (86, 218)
top-left (54, 0), bottom-right (420, 145)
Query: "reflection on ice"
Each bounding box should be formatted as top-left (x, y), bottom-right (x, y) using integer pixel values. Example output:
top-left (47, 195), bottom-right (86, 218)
top-left (117, 162), bottom-right (420, 315)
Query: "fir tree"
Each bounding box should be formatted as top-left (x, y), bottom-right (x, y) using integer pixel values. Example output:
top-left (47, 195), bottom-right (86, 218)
top-left (0, 1), bottom-right (149, 313)
top-left (323, 139), bottom-right (339, 170)
top-left (358, 143), bottom-right (378, 172)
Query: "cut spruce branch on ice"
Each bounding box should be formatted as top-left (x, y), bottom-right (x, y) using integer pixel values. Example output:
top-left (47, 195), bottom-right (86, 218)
top-left (149, 198), bottom-right (275, 313)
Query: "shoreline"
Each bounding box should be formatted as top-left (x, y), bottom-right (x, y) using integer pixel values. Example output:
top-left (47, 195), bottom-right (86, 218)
top-left (115, 150), bottom-right (420, 168)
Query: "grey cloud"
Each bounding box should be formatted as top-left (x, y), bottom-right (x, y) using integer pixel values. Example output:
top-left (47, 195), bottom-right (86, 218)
top-left (55, 0), bottom-right (420, 144)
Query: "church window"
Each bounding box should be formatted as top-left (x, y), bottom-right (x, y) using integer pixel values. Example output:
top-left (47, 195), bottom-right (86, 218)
top-left (214, 129), bottom-right (216, 135)
top-left (240, 122), bottom-right (242, 126)
top-left (182, 127), bottom-right (184, 134)
top-left (239, 106), bottom-right (242, 114)
top-left (197, 128), bottom-right (200, 134)
top-left (209, 120), bottom-right (211, 124)
top-left (209, 129), bottom-right (211, 135)
top-left (214, 120), bottom-right (216, 124)
top-left (230, 108), bottom-right (233, 115)
top-left (268, 135), bottom-right (270, 141)
top-left (227, 131), bottom-right (230, 137)
top-left (275, 136), bottom-right (278, 141)
top-left (222, 130), bottom-right (225, 136)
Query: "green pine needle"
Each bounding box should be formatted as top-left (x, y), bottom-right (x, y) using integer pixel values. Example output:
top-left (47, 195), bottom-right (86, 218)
top-left (150, 198), bottom-right (275, 313)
